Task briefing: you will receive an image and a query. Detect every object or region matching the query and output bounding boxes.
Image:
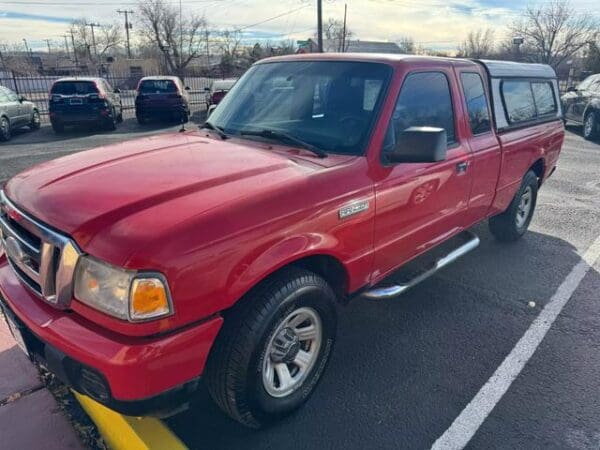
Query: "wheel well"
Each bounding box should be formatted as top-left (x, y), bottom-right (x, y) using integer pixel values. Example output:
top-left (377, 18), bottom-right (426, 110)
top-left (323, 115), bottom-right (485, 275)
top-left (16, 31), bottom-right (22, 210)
top-left (291, 255), bottom-right (350, 301)
top-left (530, 158), bottom-right (545, 186)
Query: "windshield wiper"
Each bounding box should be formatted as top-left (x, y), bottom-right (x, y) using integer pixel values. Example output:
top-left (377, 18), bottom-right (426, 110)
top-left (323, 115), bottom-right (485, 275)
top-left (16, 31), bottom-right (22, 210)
top-left (201, 121), bottom-right (228, 139)
top-left (240, 129), bottom-right (327, 158)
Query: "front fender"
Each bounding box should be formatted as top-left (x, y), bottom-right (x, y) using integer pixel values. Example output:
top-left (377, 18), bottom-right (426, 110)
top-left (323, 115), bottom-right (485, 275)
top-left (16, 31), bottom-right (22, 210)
top-left (224, 232), bottom-right (344, 306)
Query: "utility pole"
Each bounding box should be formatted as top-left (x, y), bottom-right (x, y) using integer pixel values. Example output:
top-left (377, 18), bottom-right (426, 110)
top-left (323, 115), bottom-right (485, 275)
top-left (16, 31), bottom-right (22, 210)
top-left (179, 0), bottom-right (183, 73)
top-left (117, 10), bottom-right (134, 59)
top-left (44, 39), bottom-right (52, 54)
top-left (22, 38), bottom-right (32, 57)
top-left (341, 3), bottom-right (347, 52)
top-left (317, 0), bottom-right (323, 53)
top-left (205, 29), bottom-right (210, 69)
top-left (63, 34), bottom-right (70, 58)
top-left (86, 22), bottom-right (101, 60)
top-left (68, 29), bottom-right (79, 67)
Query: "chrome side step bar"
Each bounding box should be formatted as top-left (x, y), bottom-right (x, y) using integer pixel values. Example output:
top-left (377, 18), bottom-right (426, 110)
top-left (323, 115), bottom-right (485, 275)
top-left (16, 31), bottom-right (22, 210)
top-left (362, 231), bottom-right (480, 300)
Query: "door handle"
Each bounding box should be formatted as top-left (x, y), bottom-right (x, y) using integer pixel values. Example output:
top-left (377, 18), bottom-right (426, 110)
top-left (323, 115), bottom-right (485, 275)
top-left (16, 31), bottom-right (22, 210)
top-left (456, 161), bottom-right (469, 174)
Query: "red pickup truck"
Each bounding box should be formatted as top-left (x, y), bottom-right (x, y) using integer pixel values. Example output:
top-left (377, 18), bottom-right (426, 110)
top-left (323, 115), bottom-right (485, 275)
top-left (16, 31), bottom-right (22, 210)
top-left (0, 54), bottom-right (563, 428)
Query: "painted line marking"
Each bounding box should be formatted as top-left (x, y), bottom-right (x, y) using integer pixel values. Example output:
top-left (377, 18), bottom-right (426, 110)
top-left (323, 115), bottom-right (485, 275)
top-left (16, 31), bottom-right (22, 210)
top-left (432, 234), bottom-right (600, 450)
top-left (74, 392), bottom-right (187, 450)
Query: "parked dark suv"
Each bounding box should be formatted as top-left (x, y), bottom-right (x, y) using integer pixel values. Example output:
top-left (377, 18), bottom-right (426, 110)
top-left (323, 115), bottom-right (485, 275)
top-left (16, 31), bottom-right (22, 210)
top-left (561, 73), bottom-right (600, 140)
top-left (135, 76), bottom-right (190, 124)
top-left (49, 77), bottom-right (123, 133)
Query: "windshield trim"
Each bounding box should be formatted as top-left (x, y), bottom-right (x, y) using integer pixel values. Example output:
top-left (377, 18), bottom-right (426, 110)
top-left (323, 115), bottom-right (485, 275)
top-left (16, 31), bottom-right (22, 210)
top-left (212, 60), bottom-right (394, 157)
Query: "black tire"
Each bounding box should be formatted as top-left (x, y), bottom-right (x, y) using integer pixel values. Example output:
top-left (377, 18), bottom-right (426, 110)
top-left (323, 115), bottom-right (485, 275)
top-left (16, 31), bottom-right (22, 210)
top-left (104, 109), bottom-right (117, 131)
top-left (489, 170), bottom-right (538, 242)
top-left (136, 115), bottom-right (147, 125)
top-left (29, 109), bottom-right (41, 130)
top-left (0, 116), bottom-right (10, 141)
top-left (51, 121), bottom-right (64, 134)
top-left (205, 267), bottom-right (337, 428)
top-left (583, 111), bottom-right (598, 141)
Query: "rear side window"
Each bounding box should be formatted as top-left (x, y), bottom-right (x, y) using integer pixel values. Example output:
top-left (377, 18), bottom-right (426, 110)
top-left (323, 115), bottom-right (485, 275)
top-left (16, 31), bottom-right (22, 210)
top-left (51, 81), bottom-right (98, 95)
top-left (139, 80), bottom-right (178, 94)
top-left (502, 81), bottom-right (536, 123)
top-left (387, 72), bottom-right (456, 145)
top-left (460, 73), bottom-right (491, 135)
top-left (531, 82), bottom-right (556, 116)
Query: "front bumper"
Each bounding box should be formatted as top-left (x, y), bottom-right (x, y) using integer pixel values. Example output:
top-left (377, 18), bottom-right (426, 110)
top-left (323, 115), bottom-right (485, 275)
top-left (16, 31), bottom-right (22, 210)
top-left (0, 260), bottom-right (223, 417)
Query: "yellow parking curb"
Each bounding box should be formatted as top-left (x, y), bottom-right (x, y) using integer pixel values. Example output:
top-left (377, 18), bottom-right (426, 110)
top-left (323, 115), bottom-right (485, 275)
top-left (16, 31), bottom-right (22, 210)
top-left (73, 392), bottom-right (187, 450)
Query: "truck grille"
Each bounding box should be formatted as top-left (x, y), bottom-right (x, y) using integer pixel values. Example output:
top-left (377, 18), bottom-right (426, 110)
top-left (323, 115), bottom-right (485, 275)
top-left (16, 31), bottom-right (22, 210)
top-left (0, 190), bottom-right (81, 309)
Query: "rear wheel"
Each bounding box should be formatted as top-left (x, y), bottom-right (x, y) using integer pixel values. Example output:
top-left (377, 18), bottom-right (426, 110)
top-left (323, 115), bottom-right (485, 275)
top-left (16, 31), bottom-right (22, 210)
top-left (205, 267), bottom-right (337, 428)
top-left (0, 116), bottom-right (10, 141)
top-left (29, 110), bottom-right (41, 130)
top-left (489, 170), bottom-right (538, 242)
top-left (51, 121), bottom-right (64, 134)
top-left (583, 111), bottom-right (598, 140)
top-left (104, 108), bottom-right (117, 131)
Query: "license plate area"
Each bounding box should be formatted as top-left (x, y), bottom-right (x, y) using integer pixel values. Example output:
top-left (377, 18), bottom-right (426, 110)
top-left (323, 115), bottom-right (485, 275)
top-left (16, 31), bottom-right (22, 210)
top-left (69, 98), bottom-right (83, 105)
top-left (2, 309), bottom-right (29, 356)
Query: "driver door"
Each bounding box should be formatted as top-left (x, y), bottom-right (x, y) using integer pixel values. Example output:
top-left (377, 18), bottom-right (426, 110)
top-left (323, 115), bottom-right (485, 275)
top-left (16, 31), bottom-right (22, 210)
top-left (372, 70), bottom-right (473, 280)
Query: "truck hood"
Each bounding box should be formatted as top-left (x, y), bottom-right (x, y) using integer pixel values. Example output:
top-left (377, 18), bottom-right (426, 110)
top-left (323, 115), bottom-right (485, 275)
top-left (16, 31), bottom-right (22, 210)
top-left (5, 132), bottom-right (351, 257)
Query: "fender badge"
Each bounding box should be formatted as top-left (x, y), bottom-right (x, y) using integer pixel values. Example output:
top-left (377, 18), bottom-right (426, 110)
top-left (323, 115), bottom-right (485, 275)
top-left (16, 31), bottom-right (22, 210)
top-left (339, 200), bottom-right (369, 219)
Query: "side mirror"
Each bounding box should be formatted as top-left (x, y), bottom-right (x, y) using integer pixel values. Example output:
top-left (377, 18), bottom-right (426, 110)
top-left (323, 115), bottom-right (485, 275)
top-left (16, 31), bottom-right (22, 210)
top-left (18, 95), bottom-right (26, 102)
top-left (114, 88), bottom-right (121, 94)
top-left (566, 86), bottom-right (576, 93)
top-left (385, 127), bottom-right (447, 163)
top-left (204, 87), bottom-right (210, 92)
top-left (207, 104), bottom-right (217, 117)
top-left (185, 86), bottom-right (191, 91)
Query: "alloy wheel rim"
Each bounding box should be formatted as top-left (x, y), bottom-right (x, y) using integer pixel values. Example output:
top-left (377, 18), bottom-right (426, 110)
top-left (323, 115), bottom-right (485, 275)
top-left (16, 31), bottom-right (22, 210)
top-left (0, 118), bottom-right (8, 137)
top-left (584, 115), bottom-right (593, 137)
top-left (262, 306), bottom-right (322, 398)
top-left (516, 186), bottom-right (532, 228)
top-left (33, 111), bottom-right (40, 125)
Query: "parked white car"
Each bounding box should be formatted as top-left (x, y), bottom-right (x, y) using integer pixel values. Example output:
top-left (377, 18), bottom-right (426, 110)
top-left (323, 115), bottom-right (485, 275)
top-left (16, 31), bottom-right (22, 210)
top-left (0, 86), bottom-right (41, 141)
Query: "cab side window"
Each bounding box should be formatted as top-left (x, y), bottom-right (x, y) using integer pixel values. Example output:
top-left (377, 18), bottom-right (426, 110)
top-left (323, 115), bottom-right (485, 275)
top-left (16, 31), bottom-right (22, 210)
top-left (460, 73), bottom-right (491, 135)
top-left (384, 72), bottom-right (456, 153)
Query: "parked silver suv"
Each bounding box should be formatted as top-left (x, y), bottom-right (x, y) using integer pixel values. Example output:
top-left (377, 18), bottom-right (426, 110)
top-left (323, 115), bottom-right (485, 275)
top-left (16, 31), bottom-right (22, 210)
top-left (0, 86), bottom-right (41, 141)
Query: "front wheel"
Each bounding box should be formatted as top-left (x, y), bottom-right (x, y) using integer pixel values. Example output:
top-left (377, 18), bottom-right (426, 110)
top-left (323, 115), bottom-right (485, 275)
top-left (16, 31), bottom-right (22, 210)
top-left (0, 116), bottom-right (10, 141)
top-left (29, 110), bottom-right (41, 130)
top-left (583, 111), bottom-right (598, 140)
top-left (489, 170), bottom-right (538, 242)
top-left (205, 267), bottom-right (337, 428)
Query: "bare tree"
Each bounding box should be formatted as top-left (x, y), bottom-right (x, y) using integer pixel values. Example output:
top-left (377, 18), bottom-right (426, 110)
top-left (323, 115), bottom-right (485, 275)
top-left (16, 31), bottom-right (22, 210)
top-left (137, 0), bottom-right (209, 75)
top-left (397, 36), bottom-right (416, 54)
top-left (71, 19), bottom-right (122, 63)
top-left (510, 0), bottom-right (599, 69)
top-left (216, 29), bottom-right (243, 76)
top-left (457, 28), bottom-right (495, 58)
top-left (316, 18), bottom-right (353, 52)
top-left (0, 41), bottom-right (39, 74)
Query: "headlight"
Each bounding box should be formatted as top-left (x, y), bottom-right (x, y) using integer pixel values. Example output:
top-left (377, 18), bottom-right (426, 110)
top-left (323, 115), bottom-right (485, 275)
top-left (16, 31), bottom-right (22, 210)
top-left (74, 256), bottom-right (172, 321)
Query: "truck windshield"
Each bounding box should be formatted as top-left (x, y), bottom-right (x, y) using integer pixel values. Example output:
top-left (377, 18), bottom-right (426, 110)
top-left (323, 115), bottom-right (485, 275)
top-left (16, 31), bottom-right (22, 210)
top-left (209, 61), bottom-right (392, 156)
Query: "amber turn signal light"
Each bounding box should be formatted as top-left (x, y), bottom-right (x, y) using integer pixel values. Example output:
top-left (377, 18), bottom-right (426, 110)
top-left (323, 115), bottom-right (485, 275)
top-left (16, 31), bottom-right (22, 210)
top-left (130, 278), bottom-right (172, 320)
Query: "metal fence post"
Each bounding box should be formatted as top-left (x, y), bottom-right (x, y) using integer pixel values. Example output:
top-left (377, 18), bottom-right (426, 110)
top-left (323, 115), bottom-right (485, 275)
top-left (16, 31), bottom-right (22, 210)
top-left (11, 71), bottom-right (19, 95)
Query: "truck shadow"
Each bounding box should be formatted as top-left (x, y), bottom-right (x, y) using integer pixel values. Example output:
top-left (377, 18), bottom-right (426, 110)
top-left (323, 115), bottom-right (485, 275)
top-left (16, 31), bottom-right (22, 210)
top-left (167, 225), bottom-right (600, 449)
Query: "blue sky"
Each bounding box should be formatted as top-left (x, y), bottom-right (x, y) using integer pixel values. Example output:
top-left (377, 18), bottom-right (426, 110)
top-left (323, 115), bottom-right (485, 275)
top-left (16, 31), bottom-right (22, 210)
top-left (0, 0), bottom-right (598, 52)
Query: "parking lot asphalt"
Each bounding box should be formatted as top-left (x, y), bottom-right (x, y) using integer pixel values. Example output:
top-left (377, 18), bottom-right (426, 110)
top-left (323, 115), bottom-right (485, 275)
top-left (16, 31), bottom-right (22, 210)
top-left (0, 122), bottom-right (599, 450)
